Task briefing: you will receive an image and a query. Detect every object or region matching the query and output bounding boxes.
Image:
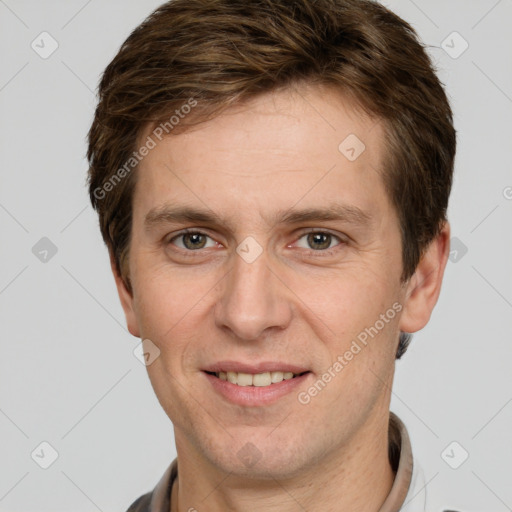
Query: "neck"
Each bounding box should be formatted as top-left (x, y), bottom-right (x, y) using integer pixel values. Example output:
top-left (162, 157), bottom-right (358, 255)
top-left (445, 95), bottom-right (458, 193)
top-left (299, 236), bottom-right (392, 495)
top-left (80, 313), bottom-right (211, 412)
top-left (171, 408), bottom-right (395, 512)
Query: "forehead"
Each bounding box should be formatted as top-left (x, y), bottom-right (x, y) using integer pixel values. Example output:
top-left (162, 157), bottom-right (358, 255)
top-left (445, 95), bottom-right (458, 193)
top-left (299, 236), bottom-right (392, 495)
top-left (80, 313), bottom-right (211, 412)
top-left (133, 84), bottom-right (390, 226)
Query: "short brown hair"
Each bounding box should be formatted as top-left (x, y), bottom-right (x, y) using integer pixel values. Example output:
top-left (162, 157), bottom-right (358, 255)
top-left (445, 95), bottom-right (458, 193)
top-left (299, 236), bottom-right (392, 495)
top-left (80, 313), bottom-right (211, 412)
top-left (87, 0), bottom-right (456, 357)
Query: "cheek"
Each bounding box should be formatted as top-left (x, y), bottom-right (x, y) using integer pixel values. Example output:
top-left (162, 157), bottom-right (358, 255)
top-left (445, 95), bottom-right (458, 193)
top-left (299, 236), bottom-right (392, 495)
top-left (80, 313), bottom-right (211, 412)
top-left (132, 265), bottom-right (213, 344)
top-left (310, 277), bottom-right (399, 391)
top-left (305, 274), bottom-right (402, 393)
top-left (134, 271), bottom-right (212, 417)
top-left (298, 269), bottom-right (398, 334)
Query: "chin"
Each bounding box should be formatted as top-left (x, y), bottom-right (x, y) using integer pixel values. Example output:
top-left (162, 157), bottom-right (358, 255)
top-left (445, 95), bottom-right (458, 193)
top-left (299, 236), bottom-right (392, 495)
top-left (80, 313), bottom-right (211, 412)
top-left (202, 430), bottom-right (320, 481)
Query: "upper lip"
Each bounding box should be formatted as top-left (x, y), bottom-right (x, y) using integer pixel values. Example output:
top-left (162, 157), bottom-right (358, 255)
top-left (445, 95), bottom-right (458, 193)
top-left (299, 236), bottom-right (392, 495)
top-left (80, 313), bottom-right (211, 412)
top-left (202, 361), bottom-right (310, 374)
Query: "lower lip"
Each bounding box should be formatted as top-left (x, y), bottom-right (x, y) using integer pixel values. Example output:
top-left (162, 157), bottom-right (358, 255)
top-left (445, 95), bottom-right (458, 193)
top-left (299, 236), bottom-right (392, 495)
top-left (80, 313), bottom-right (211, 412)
top-left (203, 371), bottom-right (312, 407)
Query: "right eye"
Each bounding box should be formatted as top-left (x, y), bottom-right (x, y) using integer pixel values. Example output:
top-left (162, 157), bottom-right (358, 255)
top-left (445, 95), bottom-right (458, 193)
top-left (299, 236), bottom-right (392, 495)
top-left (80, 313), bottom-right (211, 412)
top-left (168, 230), bottom-right (218, 251)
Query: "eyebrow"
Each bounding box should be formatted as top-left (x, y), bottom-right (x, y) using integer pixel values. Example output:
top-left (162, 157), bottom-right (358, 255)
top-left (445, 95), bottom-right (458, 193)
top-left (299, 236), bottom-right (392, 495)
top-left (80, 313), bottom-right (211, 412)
top-left (144, 203), bottom-right (373, 232)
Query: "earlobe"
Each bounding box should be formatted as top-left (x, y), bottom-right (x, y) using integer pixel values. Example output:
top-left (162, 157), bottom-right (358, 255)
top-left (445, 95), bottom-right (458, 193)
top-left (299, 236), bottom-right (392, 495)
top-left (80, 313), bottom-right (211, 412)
top-left (398, 222), bottom-right (450, 334)
top-left (109, 250), bottom-right (141, 338)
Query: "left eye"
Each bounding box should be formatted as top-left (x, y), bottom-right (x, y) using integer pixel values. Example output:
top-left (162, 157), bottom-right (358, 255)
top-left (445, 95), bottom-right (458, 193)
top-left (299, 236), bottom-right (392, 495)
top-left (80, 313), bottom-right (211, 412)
top-left (170, 232), bottom-right (217, 250)
top-left (295, 232), bottom-right (342, 251)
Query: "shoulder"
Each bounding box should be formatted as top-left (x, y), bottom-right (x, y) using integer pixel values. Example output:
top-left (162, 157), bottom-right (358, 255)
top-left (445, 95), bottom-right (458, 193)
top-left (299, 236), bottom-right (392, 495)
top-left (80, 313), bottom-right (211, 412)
top-left (124, 459), bottom-right (177, 512)
top-left (125, 491), bottom-right (153, 512)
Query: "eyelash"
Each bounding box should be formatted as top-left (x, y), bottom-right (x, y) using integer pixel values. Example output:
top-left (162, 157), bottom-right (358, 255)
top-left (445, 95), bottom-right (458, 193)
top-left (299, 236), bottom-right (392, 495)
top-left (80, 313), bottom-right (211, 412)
top-left (167, 229), bottom-right (346, 257)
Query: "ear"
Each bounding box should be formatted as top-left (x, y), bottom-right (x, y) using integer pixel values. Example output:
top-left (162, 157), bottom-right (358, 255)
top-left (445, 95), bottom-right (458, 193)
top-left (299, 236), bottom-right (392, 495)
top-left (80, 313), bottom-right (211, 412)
top-left (399, 222), bottom-right (450, 333)
top-left (109, 250), bottom-right (141, 338)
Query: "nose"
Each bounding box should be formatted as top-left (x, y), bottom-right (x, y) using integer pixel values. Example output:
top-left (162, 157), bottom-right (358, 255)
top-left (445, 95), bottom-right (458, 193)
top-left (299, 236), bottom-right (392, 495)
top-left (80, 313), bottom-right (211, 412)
top-left (214, 245), bottom-right (293, 341)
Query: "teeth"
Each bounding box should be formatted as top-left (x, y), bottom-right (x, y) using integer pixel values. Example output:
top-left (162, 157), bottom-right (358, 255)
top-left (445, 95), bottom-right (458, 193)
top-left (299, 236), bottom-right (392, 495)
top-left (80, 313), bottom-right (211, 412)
top-left (252, 372), bottom-right (271, 387)
top-left (215, 370), bottom-right (302, 386)
top-left (271, 371), bottom-right (284, 383)
top-left (237, 372), bottom-right (253, 386)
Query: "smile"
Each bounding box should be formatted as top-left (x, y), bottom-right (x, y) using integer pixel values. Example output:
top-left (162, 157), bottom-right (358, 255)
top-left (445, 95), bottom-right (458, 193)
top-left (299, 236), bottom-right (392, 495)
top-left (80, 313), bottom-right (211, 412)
top-left (208, 370), bottom-right (307, 386)
top-left (203, 370), bottom-right (312, 406)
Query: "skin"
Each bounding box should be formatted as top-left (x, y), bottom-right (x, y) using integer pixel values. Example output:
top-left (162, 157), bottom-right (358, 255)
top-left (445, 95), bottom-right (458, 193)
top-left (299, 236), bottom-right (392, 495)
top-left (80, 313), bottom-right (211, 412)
top-left (111, 83), bottom-right (450, 512)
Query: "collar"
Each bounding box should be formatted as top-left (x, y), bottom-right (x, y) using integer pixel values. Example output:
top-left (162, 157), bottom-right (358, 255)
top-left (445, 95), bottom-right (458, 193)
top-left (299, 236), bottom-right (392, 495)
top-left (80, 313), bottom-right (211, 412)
top-left (380, 411), bottom-right (416, 511)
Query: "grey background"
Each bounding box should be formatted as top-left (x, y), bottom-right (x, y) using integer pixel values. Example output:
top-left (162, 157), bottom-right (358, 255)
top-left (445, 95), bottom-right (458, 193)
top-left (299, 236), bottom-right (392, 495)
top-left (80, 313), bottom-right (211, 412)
top-left (0, 0), bottom-right (511, 510)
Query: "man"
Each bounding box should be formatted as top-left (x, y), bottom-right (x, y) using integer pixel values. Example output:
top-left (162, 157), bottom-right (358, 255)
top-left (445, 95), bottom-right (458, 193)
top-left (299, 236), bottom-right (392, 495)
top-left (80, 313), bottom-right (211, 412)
top-left (87, 0), bottom-right (458, 510)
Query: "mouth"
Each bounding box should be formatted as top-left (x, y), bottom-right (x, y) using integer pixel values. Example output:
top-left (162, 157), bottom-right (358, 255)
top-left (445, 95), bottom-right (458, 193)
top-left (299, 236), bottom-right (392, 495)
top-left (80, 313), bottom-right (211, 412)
top-left (203, 367), bottom-right (312, 407)
top-left (205, 370), bottom-right (310, 387)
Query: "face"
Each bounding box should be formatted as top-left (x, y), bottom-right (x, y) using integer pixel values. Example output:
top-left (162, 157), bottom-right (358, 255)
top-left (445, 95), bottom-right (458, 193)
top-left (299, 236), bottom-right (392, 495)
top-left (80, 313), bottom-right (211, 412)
top-left (113, 83), bottom-right (447, 479)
